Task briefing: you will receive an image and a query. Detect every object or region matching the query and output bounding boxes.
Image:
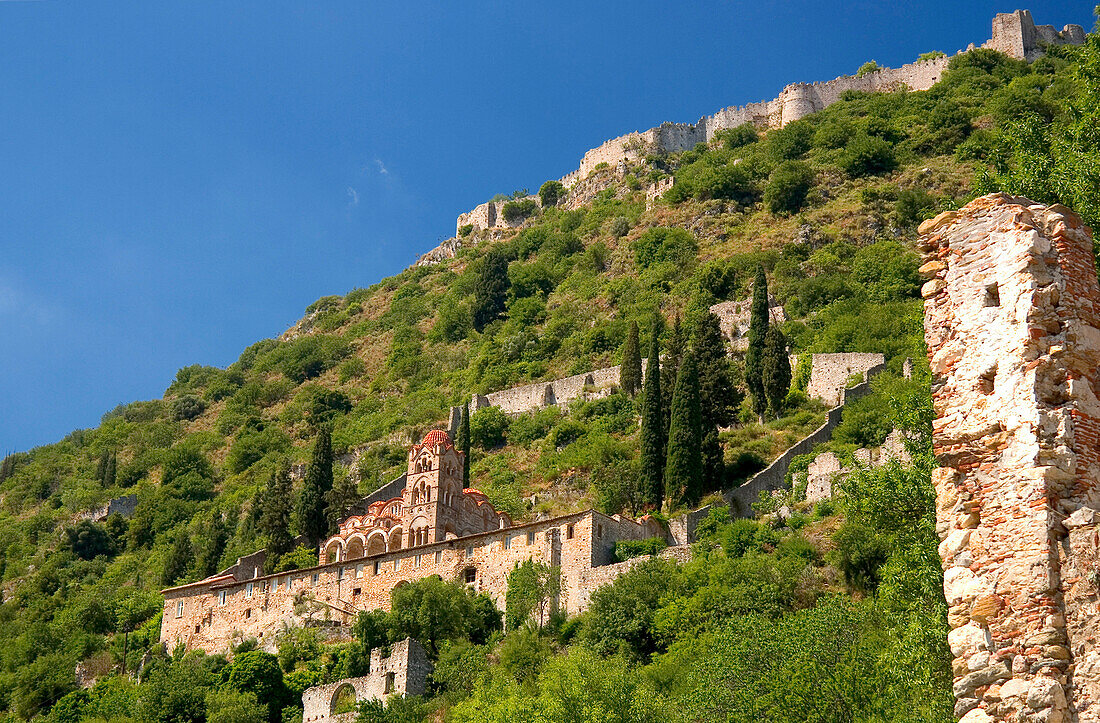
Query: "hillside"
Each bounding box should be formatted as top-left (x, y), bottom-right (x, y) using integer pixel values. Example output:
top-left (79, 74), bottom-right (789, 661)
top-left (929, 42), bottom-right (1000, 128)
top-left (0, 22), bottom-right (1098, 723)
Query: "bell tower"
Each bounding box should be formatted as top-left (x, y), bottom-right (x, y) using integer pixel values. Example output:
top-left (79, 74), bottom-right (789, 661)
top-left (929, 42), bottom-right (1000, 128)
top-left (402, 429), bottom-right (464, 546)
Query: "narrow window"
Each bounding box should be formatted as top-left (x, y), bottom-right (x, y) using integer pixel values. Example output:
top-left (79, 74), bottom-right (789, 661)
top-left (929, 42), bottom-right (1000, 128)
top-left (464, 567), bottom-right (476, 585)
top-left (395, 558), bottom-right (401, 572)
top-left (415, 554), bottom-right (422, 568)
top-left (566, 525), bottom-right (574, 540)
top-left (466, 545), bottom-right (474, 557)
top-left (527, 531), bottom-right (535, 545)
top-left (985, 283), bottom-right (1000, 308)
top-left (434, 551), bottom-right (442, 564)
top-left (597, 524), bottom-right (603, 538)
top-left (245, 608), bottom-right (251, 619)
top-left (176, 601), bottom-right (184, 618)
top-left (385, 672), bottom-right (395, 694)
top-left (195, 624), bottom-right (201, 633)
top-left (312, 573), bottom-right (319, 585)
top-left (373, 561), bottom-right (380, 576)
top-left (218, 590), bottom-right (227, 607)
top-left (246, 582), bottom-right (253, 599)
top-left (504, 535), bottom-right (511, 550)
top-left (262, 581), bottom-right (269, 593)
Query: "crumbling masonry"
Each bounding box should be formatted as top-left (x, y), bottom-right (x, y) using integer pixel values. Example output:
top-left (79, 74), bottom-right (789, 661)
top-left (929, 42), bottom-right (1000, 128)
top-left (922, 195), bottom-right (1100, 722)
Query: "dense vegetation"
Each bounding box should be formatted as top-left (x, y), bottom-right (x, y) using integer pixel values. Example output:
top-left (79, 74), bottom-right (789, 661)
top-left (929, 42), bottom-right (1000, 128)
top-left (0, 21), bottom-right (1097, 721)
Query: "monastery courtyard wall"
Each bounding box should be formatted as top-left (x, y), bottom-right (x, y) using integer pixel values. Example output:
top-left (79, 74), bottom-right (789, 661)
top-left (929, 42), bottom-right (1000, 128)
top-left (161, 509), bottom-right (661, 655)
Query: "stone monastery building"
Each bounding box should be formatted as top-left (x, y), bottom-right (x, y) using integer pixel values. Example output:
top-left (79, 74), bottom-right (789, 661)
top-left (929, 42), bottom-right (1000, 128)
top-left (319, 430), bottom-right (511, 564)
top-left (160, 430), bottom-right (665, 655)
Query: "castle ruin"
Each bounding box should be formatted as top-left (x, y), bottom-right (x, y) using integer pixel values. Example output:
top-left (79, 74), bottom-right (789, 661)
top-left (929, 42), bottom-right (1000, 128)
top-left (922, 195), bottom-right (1100, 722)
top-left (454, 10), bottom-right (1084, 236)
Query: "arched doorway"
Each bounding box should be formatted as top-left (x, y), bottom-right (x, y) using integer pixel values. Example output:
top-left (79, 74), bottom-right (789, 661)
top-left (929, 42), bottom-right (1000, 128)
top-left (330, 683), bottom-right (357, 715)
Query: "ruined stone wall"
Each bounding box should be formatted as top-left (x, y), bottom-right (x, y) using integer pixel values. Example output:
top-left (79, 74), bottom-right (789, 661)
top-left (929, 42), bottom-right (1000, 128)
top-left (572, 544), bottom-right (692, 611)
top-left (474, 365), bottom-right (623, 415)
top-left (921, 194), bottom-right (1100, 722)
top-left (161, 509), bottom-right (660, 655)
top-left (803, 352), bottom-right (885, 407)
top-left (302, 638), bottom-right (432, 723)
top-left (985, 9), bottom-right (1086, 62)
top-left (709, 299), bottom-right (787, 351)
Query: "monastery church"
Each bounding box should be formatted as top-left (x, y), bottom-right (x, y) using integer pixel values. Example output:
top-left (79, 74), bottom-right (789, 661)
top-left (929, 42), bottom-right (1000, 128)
top-left (160, 429), bottom-right (667, 654)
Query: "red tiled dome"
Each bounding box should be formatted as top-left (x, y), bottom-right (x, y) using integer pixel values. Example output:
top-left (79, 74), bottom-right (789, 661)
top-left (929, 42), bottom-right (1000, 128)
top-left (421, 429), bottom-right (452, 447)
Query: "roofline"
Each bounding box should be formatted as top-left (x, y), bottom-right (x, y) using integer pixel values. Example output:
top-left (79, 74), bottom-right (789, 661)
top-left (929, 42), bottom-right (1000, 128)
top-left (160, 508), bottom-right (616, 594)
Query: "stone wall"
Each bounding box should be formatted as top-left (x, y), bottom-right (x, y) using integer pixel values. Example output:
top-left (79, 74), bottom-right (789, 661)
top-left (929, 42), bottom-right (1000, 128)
top-left (301, 638), bottom-right (431, 723)
top-left (453, 11), bottom-right (1084, 233)
top-left (161, 509), bottom-right (662, 655)
top-left (920, 195), bottom-right (1100, 722)
top-left (473, 365), bottom-right (623, 415)
top-left (802, 352), bottom-right (886, 407)
top-left (709, 299), bottom-right (787, 351)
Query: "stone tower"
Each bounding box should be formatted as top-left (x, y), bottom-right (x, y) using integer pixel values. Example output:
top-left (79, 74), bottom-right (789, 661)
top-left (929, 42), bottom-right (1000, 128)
top-left (402, 429), bottom-right (466, 547)
top-left (921, 194), bottom-right (1100, 722)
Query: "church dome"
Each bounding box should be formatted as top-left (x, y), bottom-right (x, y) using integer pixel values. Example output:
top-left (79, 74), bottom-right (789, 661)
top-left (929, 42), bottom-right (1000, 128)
top-left (420, 429), bottom-right (452, 448)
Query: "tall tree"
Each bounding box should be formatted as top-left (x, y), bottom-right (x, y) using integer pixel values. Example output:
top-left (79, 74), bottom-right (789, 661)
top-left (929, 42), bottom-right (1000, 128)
top-left (639, 315), bottom-right (664, 509)
top-left (762, 323), bottom-right (793, 418)
top-left (260, 465), bottom-right (294, 570)
top-left (103, 452), bottom-right (117, 488)
top-left (694, 311), bottom-right (741, 492)
top-left (471, 249), bottom-right (510, 331)
top-left (198, 513), bottom-right (228, 578)
top-left (660, 315), bottom-right (686, 441)
top-left (325, 472), bottom-right (360, 531)
top-left (456, 400), bottom-right (471, 484)
top-left (296, 426), bottom-right (334, 547)
top-left (96, 449), bottom-right (110, 483)
top-left (162, 531), bottom-right (192, 586)
top-left (619, 320), bottom-right (643, 397)
top-left (746, 264), bottom-right (770, 421)
top-left (665, 349), bottom-right (703, 509)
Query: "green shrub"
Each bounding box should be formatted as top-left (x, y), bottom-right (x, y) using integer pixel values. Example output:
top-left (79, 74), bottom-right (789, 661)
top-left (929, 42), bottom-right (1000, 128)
top-left (714, 123), bottom-right (758, 149)
top-left (856, 60), bottom-right (881, 77)
top-left (470, 407), bottom-right (510, 449)
top-left (765, 120), bottom-right (813, 161)
top-left (502, 199), bottom-right (538, 224)
top-left (458, 224), bottom-right (474, 237)
top-left (631, 227), bottom-right (698, 271)
top-left (839, 134), bottom-right (895, 177)
top-left (549, 419), bottom-right (587, 449)
top-left (613, 536), bottom-right (668, 562)
top-left (764, 161), bottom-right (814, 214)
top-left (538, 180), bottom-right (564, 207)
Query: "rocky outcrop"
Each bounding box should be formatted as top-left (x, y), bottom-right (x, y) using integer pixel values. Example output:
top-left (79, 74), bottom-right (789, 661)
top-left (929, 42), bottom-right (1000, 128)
top-left (922, 194), bottom-right (1100, 722)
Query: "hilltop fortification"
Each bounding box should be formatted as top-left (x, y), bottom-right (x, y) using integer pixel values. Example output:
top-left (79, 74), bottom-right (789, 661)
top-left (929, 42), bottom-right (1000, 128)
top-left (454, 9), bottom-right (1084, 236)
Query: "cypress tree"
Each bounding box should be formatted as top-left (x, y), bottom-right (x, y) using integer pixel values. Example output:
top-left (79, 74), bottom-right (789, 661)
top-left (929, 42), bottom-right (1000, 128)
top-left (326, 471), bottom-right (360, 531)
top-left (162, 531), bottom-right (192, 586)
top-left (746, 264), bottom-right (770, 421)
top-left (619, 320), bottom-right (643, 397)
top-left (471, 249), bottom-right (510, 331)
top-left (96, 449), bottom-right (110, 484)
top-left (0, 455), bottom-right (12, 483)
top-left (694, 311), bottom-right (741, 492)
top-left (762, 323), bottom-right (793, 418)
top-left (456, 401), bottom-right (471, 483)
top-left (661, 315), bottom-right (686, 441)
top-left (198, 514), bottom-right (228, 578)
top-left (261, 465), bottom-right (294, 567)
top-left (296, 426), bottom-right (334, 546)
top-left (103, 452), bottom-right (117, 488)
top-left (639, 316), bottom-right (664, 509)
top-left (665, 349), bottom-right (703, 509)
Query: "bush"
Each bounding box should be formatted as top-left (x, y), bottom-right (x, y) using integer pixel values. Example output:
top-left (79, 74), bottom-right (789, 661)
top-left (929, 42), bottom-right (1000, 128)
top-left (538, 180), bottom-right (564, 207)
top-left (171, 395), bottom-right (207, 422)
top-left (458, 224), bottom-right (474, 237)
top-left (765, 120), bottom-right (813, 161)
top-left (856, 60), bottom-right (881, 77)
top-left (839, 134), bottom-right (895, 177)
top-left (613, 537), bottom-right (668, 562)
top-left (470, 407), bottom-right (510, 449)
top-left (502, 199), bottom-right (538, 224)
top-left (715, 123), bottom-right (758, 149)
top-left (631, 227), bottom-right (698, 271)
top-left (549, 419), bottom-right (586, 449)
top-left (764, 161), bottom-right (814, 214)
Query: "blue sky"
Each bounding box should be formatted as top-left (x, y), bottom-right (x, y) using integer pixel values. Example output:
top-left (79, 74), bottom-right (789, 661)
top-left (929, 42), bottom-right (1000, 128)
top-left (0, 0), bottom-right (1091, 452)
